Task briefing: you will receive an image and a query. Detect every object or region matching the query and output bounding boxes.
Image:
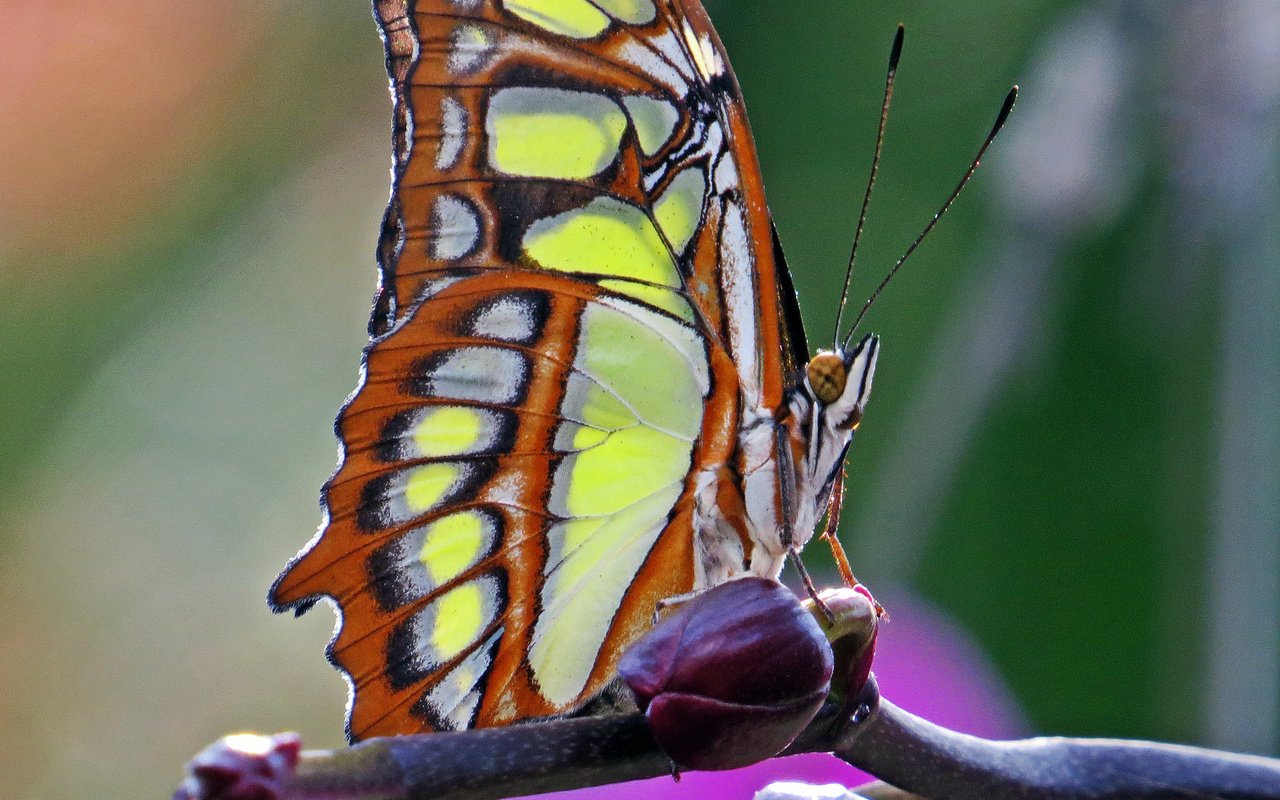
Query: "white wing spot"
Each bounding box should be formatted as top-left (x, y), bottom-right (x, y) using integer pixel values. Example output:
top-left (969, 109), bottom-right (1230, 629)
top-left (437, 96), bottom-right (467, 171)
top-left (430, 194), bottom-right (481, 261)
top-left (448, 24), bottom-right (495, 74)
top-left (468, 295), bottom-right (539, 343)
top-left (419, 347), bottom-right (529, 404)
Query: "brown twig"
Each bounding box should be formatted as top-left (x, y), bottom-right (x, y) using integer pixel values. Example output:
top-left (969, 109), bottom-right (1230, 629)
top-left (836, 677), bottom-right (1280, 800)
top-left (183, 674), bottom-right (1280, 800)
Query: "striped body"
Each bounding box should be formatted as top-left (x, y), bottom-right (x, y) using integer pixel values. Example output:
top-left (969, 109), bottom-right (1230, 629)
top-left (271, 0), bottom-right (877, 740)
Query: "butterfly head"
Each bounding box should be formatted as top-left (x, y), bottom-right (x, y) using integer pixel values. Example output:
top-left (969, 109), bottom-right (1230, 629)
top-left (768, 334), bottom-right (879, 559)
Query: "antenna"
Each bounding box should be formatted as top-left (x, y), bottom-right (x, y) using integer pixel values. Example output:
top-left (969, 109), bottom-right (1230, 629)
top-left (843, 85), bottom-right (1019, 347)
top-left (831, 24), bottom-right (904, 349)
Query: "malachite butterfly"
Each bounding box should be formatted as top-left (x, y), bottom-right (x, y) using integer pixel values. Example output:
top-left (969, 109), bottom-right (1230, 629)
top-left (271, 0), bottom-right (903, 741)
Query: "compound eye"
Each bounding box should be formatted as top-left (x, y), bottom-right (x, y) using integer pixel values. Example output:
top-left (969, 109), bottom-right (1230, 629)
top-left (806, 352), bottom-right (848, 405)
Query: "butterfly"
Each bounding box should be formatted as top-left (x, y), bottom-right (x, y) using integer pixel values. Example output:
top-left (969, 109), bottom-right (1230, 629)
top-left (270, 0), bottom-right (996, 742)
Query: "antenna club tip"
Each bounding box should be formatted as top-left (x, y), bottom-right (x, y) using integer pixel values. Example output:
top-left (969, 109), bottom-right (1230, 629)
top-left (888, 25), bottom-right (905, 71)
top-left (993, 86), bottom-right (1018, 130)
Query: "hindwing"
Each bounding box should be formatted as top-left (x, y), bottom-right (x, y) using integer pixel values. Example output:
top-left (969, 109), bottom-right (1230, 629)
top-left (271, 0), bottom-right (808, 739)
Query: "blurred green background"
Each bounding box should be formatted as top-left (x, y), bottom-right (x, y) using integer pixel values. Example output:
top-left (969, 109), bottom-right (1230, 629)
top-left (1, 2), bottom-right (1277, 798)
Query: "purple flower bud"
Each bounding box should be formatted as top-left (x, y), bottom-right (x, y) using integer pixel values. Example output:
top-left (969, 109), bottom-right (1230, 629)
top-left (805, 584), bottom-right (880, 706)
top-left (619, 577), bottom-right (834, 771)
top-left (173, 732), bottom-right (301, 800)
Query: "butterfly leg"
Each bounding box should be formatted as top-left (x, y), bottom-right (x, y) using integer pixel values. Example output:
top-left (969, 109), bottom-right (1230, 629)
top-left (789, 550), bottom-right (835, 624)
top-left (819, 468), bottom-right (862, 588)
top-left (818, 472), bottom-right (886, 617)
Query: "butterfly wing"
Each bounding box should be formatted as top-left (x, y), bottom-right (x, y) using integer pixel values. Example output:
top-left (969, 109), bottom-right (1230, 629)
top-left (270, 0), bottom-right (804, 739)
